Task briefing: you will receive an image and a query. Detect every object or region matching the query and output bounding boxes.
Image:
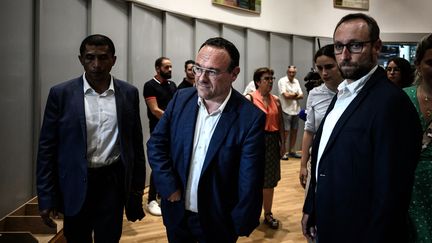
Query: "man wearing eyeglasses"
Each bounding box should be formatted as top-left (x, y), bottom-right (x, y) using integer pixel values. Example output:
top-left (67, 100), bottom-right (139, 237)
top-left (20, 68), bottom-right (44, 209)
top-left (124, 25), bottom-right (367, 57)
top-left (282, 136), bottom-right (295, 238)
top-left (147, 37), bottom-right (265, 242)
top-left (301, 13), bottom-right (422, 243)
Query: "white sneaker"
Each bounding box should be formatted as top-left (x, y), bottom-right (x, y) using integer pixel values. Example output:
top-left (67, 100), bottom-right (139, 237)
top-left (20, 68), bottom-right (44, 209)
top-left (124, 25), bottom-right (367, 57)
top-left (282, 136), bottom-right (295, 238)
top-left (147, 200), bottom-right (162, 216)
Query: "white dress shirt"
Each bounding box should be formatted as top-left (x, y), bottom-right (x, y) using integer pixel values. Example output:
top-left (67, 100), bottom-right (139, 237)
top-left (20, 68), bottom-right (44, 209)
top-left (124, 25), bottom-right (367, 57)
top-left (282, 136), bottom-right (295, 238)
top-left (316, 66), bottom-right (378, 180)
top-left (304, 83), bottom-right (337, 133)
top-left (278, 76), bottom-right (303, 115)
top-left (83, 73), bottom-right (120, 168)
top-left (185, 89), bottom-right (232, 212)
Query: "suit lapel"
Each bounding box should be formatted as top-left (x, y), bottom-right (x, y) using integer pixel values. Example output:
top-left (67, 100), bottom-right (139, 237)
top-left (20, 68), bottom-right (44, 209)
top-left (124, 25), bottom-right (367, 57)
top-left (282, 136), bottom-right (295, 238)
top-left (73, 77), bottom-right (87, 142)
top-left (200, 92), bottom-right (239, 176)
top-left (181, 94), bottom-right (199, 182)
top-left (113, 79), bottom-right (124, 132)
top-left (320, 67), bottom-right (384, 158)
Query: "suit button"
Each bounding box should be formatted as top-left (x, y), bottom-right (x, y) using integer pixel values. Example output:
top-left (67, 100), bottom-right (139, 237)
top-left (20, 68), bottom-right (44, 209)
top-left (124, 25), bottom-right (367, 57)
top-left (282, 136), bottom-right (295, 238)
top-left (83, 178), bottom-right (87, 182)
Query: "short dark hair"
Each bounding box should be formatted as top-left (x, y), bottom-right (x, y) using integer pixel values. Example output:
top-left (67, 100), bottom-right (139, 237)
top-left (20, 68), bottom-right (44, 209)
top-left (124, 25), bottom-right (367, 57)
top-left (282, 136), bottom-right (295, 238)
top-left (253, 67), bottom-right (274, 89)
top-left (199, 37), bottom-right (240, 72)
top-left (288, 65), bottom-right (296, 69)
top-left (80, 34), bottom-right (115, 56)
top-left (184, 59), bottom-right (195, 70)
top-left (387, 57), bottom-right (414, 88)
top-left (334, 13), bottom-right (380, 42)
top-left (155, 57), bottom-right (170, 69)
top-left (314, 44), bottom-right (336, 62)
top-left (414, 33), bottom-right (432, 66)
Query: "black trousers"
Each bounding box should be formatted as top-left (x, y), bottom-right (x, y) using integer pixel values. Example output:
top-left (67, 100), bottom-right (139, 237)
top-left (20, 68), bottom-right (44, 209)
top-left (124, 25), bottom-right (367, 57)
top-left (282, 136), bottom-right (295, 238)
top-left (63, 162), bottom-right (125, 243)
top-left (166, 211), bottom-right (238, 243)
top-left (148, 172), bottom-right (158, 202)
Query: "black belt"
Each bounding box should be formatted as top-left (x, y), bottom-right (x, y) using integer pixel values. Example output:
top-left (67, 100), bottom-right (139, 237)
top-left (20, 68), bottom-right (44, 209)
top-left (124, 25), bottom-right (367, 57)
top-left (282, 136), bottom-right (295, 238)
top-left (87, 160), bottom-right (122, 175)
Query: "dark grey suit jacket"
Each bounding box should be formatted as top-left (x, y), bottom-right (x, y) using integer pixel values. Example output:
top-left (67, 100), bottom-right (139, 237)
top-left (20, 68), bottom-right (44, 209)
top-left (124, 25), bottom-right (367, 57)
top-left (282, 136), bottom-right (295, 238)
top-left (147, 87), bottom-right (266, 241)
top-left (303, 67), bottom-right (422, 243)
top-left (37, 76), bottom-right (146, 216)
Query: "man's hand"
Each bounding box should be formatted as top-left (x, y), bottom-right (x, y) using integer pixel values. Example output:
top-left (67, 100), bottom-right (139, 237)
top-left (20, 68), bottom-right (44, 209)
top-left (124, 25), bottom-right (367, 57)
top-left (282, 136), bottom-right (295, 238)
top-left (283, 91), bottom-right (298, 99)
top-left (40, 208), bottom-right (58, 228)
top-left (301, 213), bottom-right (316, 241)
top-left (167, 190), bottom-right (181, 202)
top-left (125, 191), bottom-right (145, 222)
top-left (299, 166), bottom-right (308, 188)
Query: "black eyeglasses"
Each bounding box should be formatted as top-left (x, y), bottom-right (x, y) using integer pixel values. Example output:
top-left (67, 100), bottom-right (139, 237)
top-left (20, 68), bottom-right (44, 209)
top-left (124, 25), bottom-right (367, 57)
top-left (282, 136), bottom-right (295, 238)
top-left (262, 76), bottom-right (275, 81)
top-left (386, 67), bottom-right (401, 72)
top-left (192, 65), bottom-right (227, 78)
top-left (334, 40), bottom-right (375, 54)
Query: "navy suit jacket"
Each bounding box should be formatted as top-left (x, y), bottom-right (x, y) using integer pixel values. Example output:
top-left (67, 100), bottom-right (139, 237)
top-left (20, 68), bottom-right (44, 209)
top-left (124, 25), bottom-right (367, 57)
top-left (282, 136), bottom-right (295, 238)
top-left (37, 76), bottom-right (146, 216)
top-left (303, 67), bottom-right (422, 243)
top-left (147, 88), bottom-right (266, 241)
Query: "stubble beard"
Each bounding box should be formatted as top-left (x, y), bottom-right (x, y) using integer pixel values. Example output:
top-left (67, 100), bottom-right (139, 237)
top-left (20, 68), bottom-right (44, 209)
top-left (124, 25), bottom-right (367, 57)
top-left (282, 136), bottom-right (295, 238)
top-left (160, 71), bottom-right (171, 80)
top-left (339, 55), bottom-right (374, 81)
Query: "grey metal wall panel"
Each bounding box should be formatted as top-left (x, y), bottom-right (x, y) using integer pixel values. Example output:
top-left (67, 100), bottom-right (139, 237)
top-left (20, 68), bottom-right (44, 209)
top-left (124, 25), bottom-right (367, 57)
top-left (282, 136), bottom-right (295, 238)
top-left (221, 25), bottom-right (245, 93)
top-left (195, 20), bottom-right (220, 55)
top-left (293, 35), bottom-right (314, 99)
top-left (270, 33), bottom-right (292, 95)
top-left (292, 35), bottom-right (314, 150)
top-left (91, 0), bottom-right (128, 80)
top-left (270, 33), bottom-right (292, 81)
top-left (0, 0), bottom-right (34, 218)
top-left (129, 3), bottom-right (163, 184)
top-left (164, 13), bottom-right (194, 85)
top-left (246, 29), bottom-right (269, 89)
top-left (316, 37), bottom-right (333, 49)
top-left (38, 0), bottom-right (87, 114)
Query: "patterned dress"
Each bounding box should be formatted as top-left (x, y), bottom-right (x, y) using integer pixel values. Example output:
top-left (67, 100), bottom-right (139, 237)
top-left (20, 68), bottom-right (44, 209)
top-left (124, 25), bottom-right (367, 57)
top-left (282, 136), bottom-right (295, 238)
top-left (404, 86), bottom-right (432, 243)
top-left (250, 91), bottom-right (281, 188)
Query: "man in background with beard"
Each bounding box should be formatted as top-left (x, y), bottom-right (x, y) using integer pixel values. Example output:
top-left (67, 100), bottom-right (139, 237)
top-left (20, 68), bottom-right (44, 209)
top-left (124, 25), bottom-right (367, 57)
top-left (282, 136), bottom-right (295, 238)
top-left (301, 13), bottom-right (422, 243)
top-left (143, 56), bottom-right (177, 216)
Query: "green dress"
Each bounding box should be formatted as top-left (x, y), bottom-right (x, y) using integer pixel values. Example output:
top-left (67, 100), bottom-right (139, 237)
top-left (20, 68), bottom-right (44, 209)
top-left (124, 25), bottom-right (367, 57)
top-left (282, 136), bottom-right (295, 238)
top-left (404, 86), bottom-right (432, 243)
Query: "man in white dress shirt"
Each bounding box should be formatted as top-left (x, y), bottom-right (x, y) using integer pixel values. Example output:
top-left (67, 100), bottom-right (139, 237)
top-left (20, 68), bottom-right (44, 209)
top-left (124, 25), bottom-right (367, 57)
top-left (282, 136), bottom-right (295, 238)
top-left (147, 37), bottom-right (266, 243)
top-left (301, 13), bottom-right (421, 243)
top-left (278, 65), bottom-right (303, 159)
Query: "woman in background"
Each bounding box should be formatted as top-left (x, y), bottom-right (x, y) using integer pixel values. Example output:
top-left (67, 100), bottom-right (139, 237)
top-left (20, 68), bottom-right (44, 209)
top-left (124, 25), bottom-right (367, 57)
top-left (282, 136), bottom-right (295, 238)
top-left (299, 44), bottom-right (343, 190)
top-left (403, 33), bottom-right (432, 243)
top-left (245, 67), bottom-right (285, 229)
top-left (386, 57), bottom-right (414, 88)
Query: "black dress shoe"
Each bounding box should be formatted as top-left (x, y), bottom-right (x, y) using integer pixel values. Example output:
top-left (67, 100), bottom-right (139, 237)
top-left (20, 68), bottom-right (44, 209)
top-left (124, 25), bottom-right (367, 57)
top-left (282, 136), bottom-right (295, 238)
top-left (264, 212), bottom-right (279, 229)
top-left (289, 152), bottom-right (301, 158)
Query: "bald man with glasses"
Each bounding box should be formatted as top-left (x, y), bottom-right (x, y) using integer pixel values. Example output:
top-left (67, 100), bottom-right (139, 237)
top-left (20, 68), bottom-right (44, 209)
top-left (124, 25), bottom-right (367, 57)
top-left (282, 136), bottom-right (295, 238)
top-left (301, 13), bottom-right (422, 243)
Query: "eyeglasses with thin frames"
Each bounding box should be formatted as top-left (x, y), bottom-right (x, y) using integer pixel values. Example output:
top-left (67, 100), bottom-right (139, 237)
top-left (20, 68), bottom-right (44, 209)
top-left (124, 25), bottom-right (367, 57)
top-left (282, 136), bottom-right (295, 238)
top-left (334, 40), bottom-right (375, 54)
top-left (192, 65), bottom-right (228, 78)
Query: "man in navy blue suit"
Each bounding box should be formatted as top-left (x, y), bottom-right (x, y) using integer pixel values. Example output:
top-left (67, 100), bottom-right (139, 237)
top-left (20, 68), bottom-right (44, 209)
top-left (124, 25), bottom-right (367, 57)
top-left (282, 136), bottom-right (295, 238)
top-left (147, 37), bottom-right (266, 242)
top-left (301, 13), bottom-right (422, 243)
top-left (37, 34), bottom-right (146, 243)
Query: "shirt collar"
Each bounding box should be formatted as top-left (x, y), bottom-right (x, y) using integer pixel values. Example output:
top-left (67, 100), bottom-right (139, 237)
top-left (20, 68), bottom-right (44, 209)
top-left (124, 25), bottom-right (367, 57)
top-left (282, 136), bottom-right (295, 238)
top-left (197, 88), bottom-right (232, 115)
top-left (337, 65), bottom-right (378, 96)
top-left (153, 77), bottom-right (168, 84)
top-left (321, 83), bottom-right (337, 94)
top-left (83, 72), bottom-right (115, 94)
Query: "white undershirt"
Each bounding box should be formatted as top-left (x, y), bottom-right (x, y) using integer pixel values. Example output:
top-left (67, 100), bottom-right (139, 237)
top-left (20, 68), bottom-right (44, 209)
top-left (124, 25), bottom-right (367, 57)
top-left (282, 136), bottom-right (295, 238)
top-left (83, 73), bottom-right (120, 168)
top-left (316, 66), bottom-right (377, 180)
top-left (185, 89), bottom-right (232, 212)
